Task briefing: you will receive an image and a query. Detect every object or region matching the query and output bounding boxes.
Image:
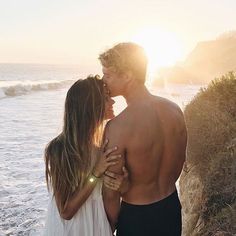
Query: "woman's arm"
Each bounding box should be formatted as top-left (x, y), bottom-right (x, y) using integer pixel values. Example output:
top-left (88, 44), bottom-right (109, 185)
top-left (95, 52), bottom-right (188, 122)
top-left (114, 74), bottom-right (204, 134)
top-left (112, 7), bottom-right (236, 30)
top-left (57, 173), bottom-right (99, 220)
top-left (56, 144), bottom-right (121, 220)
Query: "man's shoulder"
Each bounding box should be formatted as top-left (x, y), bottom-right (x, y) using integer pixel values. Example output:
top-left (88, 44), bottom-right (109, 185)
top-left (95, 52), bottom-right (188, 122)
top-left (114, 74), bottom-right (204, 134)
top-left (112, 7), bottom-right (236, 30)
top-left (154, 95), bottom-right (183, 114)
top-left (105, 109), bottom-right (132, 136)
top-left (106, 112), bottom-right (128, 130)
top-left (104, 116), bottom-right (130, 148)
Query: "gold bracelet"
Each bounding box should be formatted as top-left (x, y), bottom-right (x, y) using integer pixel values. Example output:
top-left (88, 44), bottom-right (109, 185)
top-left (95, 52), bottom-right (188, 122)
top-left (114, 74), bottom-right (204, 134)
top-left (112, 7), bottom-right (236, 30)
top-left (88, 173), bottom-right (99, 183)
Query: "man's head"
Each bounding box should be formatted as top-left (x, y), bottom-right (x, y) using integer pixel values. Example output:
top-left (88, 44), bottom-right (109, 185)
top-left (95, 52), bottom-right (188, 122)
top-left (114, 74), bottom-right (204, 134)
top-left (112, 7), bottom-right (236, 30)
top-left (99, 42), bottom-right (148, 97)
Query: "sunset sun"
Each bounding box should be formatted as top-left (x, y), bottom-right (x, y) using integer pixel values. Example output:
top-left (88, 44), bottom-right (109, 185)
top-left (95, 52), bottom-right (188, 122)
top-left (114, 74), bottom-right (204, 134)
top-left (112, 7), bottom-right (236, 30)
top-left (132, 28), bottom-right (183, 75)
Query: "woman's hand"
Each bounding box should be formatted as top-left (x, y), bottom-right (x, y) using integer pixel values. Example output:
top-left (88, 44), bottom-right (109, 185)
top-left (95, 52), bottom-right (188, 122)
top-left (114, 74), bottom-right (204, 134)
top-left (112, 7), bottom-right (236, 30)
top-left (103, 166), bottom-right (129, 194)
top-left (93, 139), bottom-right (121, 178)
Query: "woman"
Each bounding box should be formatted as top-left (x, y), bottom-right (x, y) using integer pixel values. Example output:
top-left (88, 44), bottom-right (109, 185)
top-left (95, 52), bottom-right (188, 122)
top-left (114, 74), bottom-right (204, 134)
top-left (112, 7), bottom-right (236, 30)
top-left (44, 75), bottom-right (126, 235)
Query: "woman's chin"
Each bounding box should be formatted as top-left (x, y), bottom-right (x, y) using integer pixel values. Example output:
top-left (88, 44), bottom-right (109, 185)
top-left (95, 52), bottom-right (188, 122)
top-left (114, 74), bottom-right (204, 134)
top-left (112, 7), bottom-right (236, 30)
top-left (105, 112), bottom-right (115, 120)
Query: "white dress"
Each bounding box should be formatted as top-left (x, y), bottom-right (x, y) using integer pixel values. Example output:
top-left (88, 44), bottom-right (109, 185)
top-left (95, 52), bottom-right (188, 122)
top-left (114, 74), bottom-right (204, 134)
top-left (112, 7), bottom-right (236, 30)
top-left (44, 181), bottom-right (113, 236)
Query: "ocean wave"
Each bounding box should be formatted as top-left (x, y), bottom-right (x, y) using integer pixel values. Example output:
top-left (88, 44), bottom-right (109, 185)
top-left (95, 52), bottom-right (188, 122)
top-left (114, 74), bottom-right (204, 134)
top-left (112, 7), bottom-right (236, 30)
top-left (0, 79), bottom-right (75, 99)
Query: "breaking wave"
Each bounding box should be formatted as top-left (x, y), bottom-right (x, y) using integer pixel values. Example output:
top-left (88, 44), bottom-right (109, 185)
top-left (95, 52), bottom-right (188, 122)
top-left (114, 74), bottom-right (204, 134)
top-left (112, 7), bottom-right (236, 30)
top-left (0, 79), bottom-right (75, 99)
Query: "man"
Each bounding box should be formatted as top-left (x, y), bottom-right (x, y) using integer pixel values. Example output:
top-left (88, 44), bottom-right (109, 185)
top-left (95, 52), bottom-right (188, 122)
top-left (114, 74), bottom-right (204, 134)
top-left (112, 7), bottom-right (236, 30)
top-left (99, 42), bottom-right (187, 236)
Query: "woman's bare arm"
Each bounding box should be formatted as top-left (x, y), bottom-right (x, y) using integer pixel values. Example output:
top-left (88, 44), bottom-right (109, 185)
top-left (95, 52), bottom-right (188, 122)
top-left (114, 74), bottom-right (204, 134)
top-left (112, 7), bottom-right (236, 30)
top-left (55, 145), bottom-right (120, 220)
top-left (56, 174), bottom-right (98, 220)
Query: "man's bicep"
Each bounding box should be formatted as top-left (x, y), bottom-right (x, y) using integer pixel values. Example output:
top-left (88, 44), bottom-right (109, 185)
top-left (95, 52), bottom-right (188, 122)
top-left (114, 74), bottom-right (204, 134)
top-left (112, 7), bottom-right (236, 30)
top-left (104, 123), bottom-right (125, 174)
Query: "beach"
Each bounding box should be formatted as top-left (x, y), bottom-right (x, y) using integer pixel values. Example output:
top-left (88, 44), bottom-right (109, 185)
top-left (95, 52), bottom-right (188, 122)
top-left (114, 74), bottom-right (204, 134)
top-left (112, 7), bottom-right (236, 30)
top-left (0, 64), bottom-right (202, 235)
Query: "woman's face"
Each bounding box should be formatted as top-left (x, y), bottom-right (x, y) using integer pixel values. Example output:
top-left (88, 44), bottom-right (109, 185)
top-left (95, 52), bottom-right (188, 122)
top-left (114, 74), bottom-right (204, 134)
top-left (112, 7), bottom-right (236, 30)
top-left (104, 95), bottom-right (115, 120)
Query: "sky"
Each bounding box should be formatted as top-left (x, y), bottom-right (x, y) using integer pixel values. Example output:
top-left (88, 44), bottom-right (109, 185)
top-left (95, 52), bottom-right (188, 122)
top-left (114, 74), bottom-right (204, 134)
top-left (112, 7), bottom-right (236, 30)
top-left (0, 0), bottom-right (236, 72)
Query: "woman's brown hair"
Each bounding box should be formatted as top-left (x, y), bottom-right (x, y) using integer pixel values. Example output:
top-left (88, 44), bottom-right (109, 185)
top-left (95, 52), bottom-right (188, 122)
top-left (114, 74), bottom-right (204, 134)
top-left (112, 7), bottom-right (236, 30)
top-left (44, 75), bottom-right (105, 211)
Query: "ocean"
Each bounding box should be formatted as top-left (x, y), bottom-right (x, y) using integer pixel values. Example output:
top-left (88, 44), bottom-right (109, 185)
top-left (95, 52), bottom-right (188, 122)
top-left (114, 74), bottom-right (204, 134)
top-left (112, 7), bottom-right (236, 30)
top-left (0, 64), bottom-right (203, 235)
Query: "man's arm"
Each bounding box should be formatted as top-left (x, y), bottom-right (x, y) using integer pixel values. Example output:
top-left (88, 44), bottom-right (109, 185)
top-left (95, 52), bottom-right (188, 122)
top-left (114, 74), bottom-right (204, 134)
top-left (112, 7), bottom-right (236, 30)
top-left (102, 121), bottom-right (125, 231)
top-left (176, 108), bottom-right (188, 178)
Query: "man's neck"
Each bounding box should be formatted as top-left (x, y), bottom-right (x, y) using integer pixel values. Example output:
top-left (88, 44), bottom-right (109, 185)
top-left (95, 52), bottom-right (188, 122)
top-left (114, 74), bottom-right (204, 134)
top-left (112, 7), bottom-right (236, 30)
top-left (123, 82), bottom-right (150, 105)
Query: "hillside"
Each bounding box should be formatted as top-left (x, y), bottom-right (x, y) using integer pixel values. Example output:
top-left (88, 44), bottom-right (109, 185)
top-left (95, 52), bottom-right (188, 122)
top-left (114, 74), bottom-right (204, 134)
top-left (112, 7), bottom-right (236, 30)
top-left (179, 72), bottom-right (236, 235)
top-left (154, 32), bottom-right (236, 84)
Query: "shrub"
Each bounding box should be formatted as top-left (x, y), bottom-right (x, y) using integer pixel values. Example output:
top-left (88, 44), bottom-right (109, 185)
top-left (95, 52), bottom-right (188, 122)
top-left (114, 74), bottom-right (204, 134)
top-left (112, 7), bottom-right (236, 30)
top-left (180, 72), bottom-right (236, 235)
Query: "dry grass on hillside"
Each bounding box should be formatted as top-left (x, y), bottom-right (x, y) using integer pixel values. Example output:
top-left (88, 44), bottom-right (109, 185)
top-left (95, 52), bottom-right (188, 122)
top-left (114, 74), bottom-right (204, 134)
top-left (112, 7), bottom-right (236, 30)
top-left (180, 72), bottom-right (236, 235)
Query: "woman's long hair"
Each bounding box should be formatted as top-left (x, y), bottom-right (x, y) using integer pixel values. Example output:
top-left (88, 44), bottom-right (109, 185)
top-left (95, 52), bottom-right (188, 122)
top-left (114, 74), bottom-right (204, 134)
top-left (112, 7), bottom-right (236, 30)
top-left (44, 75), bottom-right (106, 211)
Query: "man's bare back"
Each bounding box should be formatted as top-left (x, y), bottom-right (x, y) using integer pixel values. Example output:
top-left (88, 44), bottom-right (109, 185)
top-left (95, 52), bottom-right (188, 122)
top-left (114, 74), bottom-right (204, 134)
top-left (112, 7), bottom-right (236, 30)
top-left (106, 94), bottom-right (187, 205)
top-left (99, 42), bottom-right (186, 235)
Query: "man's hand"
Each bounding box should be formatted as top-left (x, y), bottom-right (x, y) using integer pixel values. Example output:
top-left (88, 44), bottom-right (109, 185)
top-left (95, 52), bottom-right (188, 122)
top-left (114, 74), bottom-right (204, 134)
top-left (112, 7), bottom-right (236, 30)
top-left (103, 167), bottom-right (129, 195)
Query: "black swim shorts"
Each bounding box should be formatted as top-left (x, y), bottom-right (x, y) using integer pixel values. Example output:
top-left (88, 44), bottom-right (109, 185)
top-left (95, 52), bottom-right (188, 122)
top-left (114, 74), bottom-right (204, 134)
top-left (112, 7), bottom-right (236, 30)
top-left (116, 190), bottom-right (182, 236)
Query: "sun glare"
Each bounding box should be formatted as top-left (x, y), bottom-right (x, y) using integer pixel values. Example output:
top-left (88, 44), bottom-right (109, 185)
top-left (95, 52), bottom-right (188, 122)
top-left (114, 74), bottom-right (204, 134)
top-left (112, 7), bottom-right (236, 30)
top-left (132, 28), bottom-right (183, 75)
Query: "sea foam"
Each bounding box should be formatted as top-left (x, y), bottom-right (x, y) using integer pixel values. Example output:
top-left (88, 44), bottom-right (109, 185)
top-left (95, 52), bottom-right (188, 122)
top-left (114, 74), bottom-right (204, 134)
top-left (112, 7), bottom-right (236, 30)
top-left (0, 79), bottom-right (75, 99)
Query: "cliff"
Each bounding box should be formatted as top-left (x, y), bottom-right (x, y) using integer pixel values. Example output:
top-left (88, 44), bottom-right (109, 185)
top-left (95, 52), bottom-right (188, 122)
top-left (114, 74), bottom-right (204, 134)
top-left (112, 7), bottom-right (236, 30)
top-left (154, 32), bottom-right (236, 84)
top-left (179, 72), bottom-right (236, 235)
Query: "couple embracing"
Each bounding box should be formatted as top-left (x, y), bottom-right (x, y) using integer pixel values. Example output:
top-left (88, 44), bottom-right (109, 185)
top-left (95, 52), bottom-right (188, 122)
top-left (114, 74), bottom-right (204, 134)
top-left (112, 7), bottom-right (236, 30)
top-left (44, 42), bottom-right (187, 236)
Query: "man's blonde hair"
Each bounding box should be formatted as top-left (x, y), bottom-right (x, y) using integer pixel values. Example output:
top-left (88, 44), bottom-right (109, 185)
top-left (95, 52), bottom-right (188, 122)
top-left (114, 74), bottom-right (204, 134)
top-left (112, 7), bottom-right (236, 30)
top-left (99, 42), bottom-right (148, 83)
